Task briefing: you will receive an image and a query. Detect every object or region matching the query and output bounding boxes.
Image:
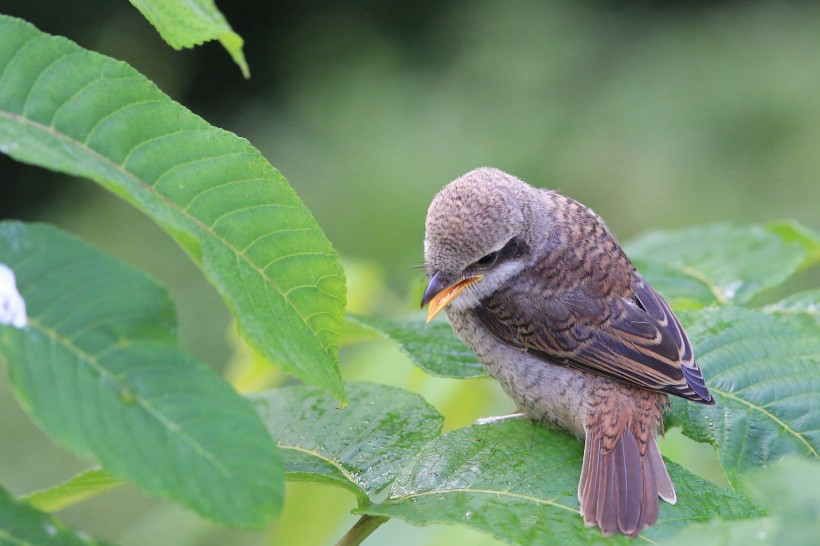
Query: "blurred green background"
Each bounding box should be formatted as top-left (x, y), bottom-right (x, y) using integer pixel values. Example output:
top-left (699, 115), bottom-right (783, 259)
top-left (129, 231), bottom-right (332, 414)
top-left (1, 1), bottom-right (819, 544)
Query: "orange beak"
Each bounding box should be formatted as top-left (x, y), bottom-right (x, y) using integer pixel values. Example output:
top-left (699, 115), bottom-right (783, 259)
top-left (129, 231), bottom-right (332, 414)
top-left (420, 272), bottom-right (484, 323)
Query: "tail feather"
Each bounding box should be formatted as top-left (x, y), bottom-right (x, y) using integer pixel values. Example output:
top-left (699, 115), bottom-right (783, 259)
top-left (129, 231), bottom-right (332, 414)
top-left (596, 448), bottom-right (617, 535)
top-left (579, 430), bottom-right (672, 538)
top-left (579, 437), bottom-right (600, 521)
top-left (613, 432), bottom-right (645, 536)
top-left (641, 461), bottom-right (659, 531)
top-left (648, 437), bottom-right (676, 504)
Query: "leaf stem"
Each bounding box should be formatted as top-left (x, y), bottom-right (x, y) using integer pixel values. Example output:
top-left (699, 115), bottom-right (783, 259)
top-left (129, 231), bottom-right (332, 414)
top-left (334, 515), bottom-right (388, 546)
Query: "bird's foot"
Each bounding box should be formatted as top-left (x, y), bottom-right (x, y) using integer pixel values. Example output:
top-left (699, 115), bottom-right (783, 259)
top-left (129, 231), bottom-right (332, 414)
top-left (475, 412), bottom-right (526, 425)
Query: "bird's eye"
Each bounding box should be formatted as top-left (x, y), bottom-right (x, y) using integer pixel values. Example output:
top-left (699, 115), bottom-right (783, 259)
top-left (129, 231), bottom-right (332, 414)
top-left (475, 250), bottom-right (500, 267)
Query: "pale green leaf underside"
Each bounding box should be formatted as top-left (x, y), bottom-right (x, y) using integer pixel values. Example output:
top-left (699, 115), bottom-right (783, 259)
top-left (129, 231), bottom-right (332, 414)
top-left (671, 306), bottom-right (820, 488)
top-left (766, 220), bottom-right (820, 271)
top-left (359, 420), bottom-right (761, 545)
top-left (0, 484), bottom-right (111, 546)
top-left (22, 469), bottom-right (120, 513)
top-left (251, 382), bottom-right (444, 500)
top-left (764, 289), bottom-right (820, 331)
top-left (663, 457), bottom-right (820, 546)
top-left (629, 260), bottom-right (718, 309)
top-left (0, 15), bottom-right (346, 400)
top-left (0, 222), bottom-right (283, 527)
top-left (764, 288), bottom-right (820, 316)
top-left (625, 223), bottom-right (805, 305)
top-left (129, 0), bottom-right (249, 77)
top-left (348, 315), bottom-right (485, 378)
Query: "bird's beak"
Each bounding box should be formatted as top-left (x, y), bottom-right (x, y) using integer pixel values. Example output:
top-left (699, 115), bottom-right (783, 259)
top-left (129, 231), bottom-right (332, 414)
top-left (420, 271), bottom-right (484, 323)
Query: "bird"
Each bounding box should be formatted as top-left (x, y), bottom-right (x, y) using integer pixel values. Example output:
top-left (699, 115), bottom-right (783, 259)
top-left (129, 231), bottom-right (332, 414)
top-left (420, 167), bottom-right (714, 538)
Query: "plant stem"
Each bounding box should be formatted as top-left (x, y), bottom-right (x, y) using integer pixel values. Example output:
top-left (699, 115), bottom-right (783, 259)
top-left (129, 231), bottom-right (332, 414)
top-left (334, 515), bottom-right (389, 546)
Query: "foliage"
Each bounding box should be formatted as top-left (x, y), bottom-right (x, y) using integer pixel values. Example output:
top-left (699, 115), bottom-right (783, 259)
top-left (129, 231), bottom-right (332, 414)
top-left (0, 222), bottom-right (283, 527)
top-left (0, 483), bottom-right (112, 546)
top-left (0, 15), bottom-right (346, 401)
top-left (22, 469), bottom-right (120, 513)
top-left (662, 457), bottom-right (820, 546)
top-left (0, 10), bottom-right (818, 546)
top-left (128, 0), bottom-right (249, 77)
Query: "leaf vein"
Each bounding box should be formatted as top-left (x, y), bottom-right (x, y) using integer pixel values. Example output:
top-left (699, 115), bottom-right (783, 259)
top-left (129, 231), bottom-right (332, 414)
top-left (713, 387), bottom-right (818, 458)
top-left (29, 318), bottom-right (234, 478)
top-left (280, 444), bottom-right (358, 485)
top-left (261, 251), bottom-right (337, 272)
top-left (240, 227), bottom-right (314, 254)
top-left (0, 109), bottom-right (340, 355)
top-left (83, 98), bottom-right (165, 148)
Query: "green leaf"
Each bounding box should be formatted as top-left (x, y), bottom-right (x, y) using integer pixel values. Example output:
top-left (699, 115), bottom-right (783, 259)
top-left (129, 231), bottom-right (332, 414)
top-left (0, 222), bottom-right (283, 527)
top-left (764, 289), bottom-right (820, 330)
top-left (764, 288), bottom-right (820, 316)
top-left (670, 306), bottom-right (820, 488)
top-left (629, 260), bottom-right (718, 310)
top-left (358, 420), bottom-right (761, 545)
top-left (349, 315), bottom-right (485, 378)
top-left (22, 469), bottom-right (120, 513)
top-left (625, 224), bottom-right (806, 304)
top-left (250, 382), bottom-right (444, 501)
top-left (0, 15), bottom-right (346, 400)
top-left (767, 220), bottom-right (820, 271)
top-left (663, 457), bottom-right (820, 546)
top-left (129, 0), bottom-right (249, 78)
top-left (0, 483), bottom-right (111, 546)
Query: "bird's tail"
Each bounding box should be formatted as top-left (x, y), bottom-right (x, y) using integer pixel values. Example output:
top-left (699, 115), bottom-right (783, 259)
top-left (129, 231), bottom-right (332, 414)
top-left (578, 429), bottom-right (676, 538)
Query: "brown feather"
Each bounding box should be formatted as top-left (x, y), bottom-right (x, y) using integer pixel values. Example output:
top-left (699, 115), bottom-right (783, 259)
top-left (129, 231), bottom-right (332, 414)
top-left (467, 188), bottom-right (713, 403)
top-left (614, 431), bottom-right (644, 535)
top-left (475, 265), bottom-right (714, 404)
top-left (580, 428), bottom-right (664, 538)
top-left (648, 437), bottom-right (676, 504)
top-left (576, 382), bottom-right (668, 537)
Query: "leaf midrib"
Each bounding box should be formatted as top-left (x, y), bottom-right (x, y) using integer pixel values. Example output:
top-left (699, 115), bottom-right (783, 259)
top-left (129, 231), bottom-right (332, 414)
top-left (678, 264), bottom-right (728, 304)
top-left (385, 488), bottom-right (659, 544)
top-left (0, 105), bottom-right (340, 366)
top-left (29, 317), bottom-right (233, 478)
top-left (712, 386), bottom-right (818, 457)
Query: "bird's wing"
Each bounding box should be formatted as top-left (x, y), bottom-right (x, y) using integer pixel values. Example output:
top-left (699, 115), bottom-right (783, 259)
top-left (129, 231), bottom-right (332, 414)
top-left (474, 272), bottom-right (714, 404)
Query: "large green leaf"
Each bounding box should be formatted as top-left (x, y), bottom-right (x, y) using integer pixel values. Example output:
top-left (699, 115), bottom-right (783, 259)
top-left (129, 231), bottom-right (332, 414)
top-left (0, 222), bottom-right (283, 527)
top-left (23, 378), bottom-right (452, 513)
top-left (664, 457), bottom-right (820, 546)
top-left (0, 15), bottom-right (346, 400)
top-left (250, 382), bottom-right (444, 502)
top-left (358, 420), bottom-right (761, 545)
top-left (349, 315), bottom-right (485, 378)
top-left (670, 306), bottom-right (820, 487)
top-left (0, 483), bottom-right (111, 546)
top-left (129, 0), bottom-right (249, 77)
top-left (625, 224), bottom-right (805, 305)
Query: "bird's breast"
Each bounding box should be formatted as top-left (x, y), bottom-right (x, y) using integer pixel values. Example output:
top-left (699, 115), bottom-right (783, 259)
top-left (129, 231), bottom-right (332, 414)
top-left (447, 307), bottom-right (590, 438)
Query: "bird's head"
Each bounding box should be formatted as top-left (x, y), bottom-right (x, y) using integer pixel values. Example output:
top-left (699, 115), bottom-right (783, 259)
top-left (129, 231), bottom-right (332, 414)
top-left (421, 167), bottom-right (540, 321)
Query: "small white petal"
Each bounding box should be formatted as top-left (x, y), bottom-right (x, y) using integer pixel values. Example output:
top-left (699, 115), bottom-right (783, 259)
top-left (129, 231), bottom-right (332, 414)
top-left (0, 264), bottom-right (28, 328)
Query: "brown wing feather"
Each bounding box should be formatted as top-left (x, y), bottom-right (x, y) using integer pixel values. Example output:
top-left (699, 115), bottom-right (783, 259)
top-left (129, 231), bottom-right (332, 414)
top-left (475, 269), bottom-right (714, 405)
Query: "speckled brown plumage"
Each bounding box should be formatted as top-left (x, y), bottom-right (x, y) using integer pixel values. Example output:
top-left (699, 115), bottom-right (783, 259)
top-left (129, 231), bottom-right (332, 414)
top-left (422, 167), bottom-right (714, 538)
